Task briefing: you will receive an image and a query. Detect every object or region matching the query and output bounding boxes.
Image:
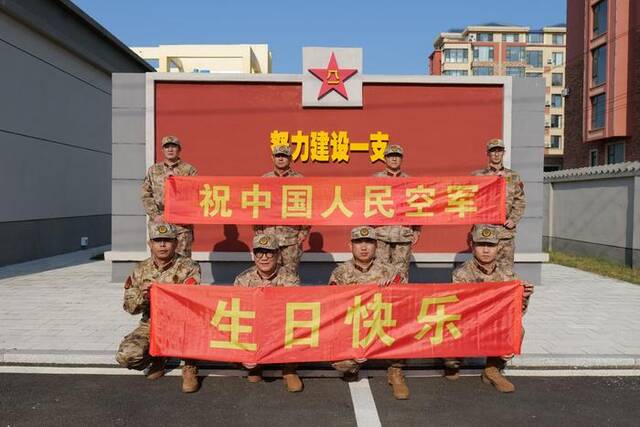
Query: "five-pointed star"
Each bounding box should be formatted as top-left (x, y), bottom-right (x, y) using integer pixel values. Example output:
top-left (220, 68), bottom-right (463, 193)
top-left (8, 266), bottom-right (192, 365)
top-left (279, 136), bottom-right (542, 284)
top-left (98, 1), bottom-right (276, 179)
top-left (308, 52), bottom-right (358, 100)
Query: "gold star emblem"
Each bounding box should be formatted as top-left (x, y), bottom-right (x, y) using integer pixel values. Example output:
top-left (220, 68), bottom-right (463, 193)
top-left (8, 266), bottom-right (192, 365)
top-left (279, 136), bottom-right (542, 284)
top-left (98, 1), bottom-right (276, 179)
top-left (360, 228), bottom-right (369, 237)
top-left (259, 236), bottom-right (269, 245)
top-left (158, 225), bottom-right (168, 234)
top-left (481, 228), bottom-right (492, 238)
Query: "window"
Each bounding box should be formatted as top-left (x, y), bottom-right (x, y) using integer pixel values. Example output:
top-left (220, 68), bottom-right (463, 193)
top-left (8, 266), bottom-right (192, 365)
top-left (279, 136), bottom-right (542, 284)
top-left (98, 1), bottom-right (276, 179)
top-left (503, 33), bottom-right (519, 42)
top-left (589, 149), bottom-right (598, 166)
top-left (145, 58), bottom-right (160, 69)
top-left (443, 70), bottom-right (468, 76)
top-left (592, 44), bottom-right (607, 85)
top-left (550, 135), bottom-right (561, 149)
top-left (526, 72), bottom-right (543, 78)
top-left (552, 34), bottom-right (565, 45)
top-left (526, 50), bottom-right (543, 67)
top-left (477, 32), bottom-right (493, 42)
top-left (606, 142), bottom-right (624, 164)
top-left (444, 48), bottom-right (468, 63)
top-left (527, 32), bottom-right (544, 43)
top-left (552, 52), bottom-right (564, 66)
top-left (593, 0), bottom-right (608, 36)
top-left (506, 67), bottom-right (525, 78)
top-left (473, 46), bottom-right (494, 61)
top-left (551, 114), bottom-right (562, 128)
top-left (591, 93), bottom-right (606, 129)
top-left (552, 73), bottom-right (563, 86)
top-left (473, 66), bottom-right (494, 76)
top-left (506, 46), bottom-right (525, 62)
top-left (551, 94), bottom-right (563, 108)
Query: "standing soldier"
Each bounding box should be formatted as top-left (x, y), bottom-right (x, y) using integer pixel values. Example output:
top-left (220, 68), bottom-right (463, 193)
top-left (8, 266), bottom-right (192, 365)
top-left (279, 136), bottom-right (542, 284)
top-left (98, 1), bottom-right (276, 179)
top-left (141, 135), bottom-right (197, 257)
top-left (328, 226), bottom-right (409, 400)
top-left (115, 223), bottom-right (202, 393)
top-left (472, 138), bottom-right (526, 271)
top-left (447, 224), bottom-right (534, 392)
top-left (372, 144), bottom-right (421, 282)
top-left (234, 234), bottom-right (304, 393)
top-left (255, 145), bottom-right (310, 273)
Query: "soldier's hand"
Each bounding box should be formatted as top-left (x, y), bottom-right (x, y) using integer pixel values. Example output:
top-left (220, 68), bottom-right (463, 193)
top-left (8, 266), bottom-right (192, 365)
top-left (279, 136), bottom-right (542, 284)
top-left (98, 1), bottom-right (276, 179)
top-left (411, 234), bottom-right (419, 246)
top-left (522, 282), bottom-right (534, 298)
top-left (124, 276), bottom-right (132, 289)
top-left (242, 363), bottom-right (257, 369)
top-left (504, 219), bottom-right (516, 229)
top-left (153, 214), bottom-right (164, 224)
top-left (355, 358), bottom-right (367, 364)
top-left (140, 283), bottom-right (152, 299)
top-left (297, 233), bottom-right (307, 244)
top-left (378, 278), bottom-right (392, 287)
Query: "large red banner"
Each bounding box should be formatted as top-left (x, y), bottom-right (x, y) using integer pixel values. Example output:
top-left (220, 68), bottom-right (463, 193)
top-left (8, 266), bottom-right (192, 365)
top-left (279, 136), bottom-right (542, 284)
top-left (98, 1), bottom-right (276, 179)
top-left (164, 176), bottom-right (505, 226)
top-left (150, 282), bottom-right (522, 363)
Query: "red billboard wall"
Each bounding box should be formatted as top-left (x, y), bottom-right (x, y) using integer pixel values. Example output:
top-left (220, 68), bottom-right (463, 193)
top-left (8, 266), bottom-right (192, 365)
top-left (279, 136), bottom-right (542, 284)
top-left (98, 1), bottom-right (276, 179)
top-left (154, 82), bottom-right (504, 253)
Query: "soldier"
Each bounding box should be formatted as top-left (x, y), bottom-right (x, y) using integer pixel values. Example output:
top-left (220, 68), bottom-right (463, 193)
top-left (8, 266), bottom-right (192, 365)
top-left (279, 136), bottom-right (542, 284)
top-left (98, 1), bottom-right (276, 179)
top-left (446, 224), bottom-right (534, 393)
top-left (141, 135), bottom-right (197, 257)
top-left (254, 145), bottom-right (310, 273)
top-left (328, 226), bottom-right (409, 400)
top-left (373, 144), bottom-right (421, 281)
top-left (234, 234), bottom-right (304, 393)
top-left (115, 223), bottom-right (202, 393)
top-left (472, 138), bottom-right (526, 271)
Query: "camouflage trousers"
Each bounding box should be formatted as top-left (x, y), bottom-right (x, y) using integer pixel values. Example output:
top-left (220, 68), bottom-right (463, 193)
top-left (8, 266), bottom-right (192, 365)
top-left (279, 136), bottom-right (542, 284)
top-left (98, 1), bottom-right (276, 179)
top-left (332, 359), bottom-right (406, 374)
top-left (177, 229), bottom-right (193, 258)
top-left (376, 241), bottom-right (411, 282)
top-left (116, 321), bottom-right (151, 370)
top-left (280, 243), bottom-right (303, 273)
top-left (497, 238), bottom-right (515, 272)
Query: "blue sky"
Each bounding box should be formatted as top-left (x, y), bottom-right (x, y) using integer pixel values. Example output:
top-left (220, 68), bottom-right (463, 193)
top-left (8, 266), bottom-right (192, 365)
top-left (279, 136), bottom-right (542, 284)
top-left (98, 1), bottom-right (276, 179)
top-left (73, 0), bottom-right (566, 74)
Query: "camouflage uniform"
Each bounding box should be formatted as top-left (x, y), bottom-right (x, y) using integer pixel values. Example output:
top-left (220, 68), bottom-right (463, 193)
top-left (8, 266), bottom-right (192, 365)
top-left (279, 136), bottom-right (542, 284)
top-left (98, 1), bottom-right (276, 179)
top-left (116, 225), bottom-right (201, 370)
top-left (472, 139), bottom-right (526, 271)
top-left (141, 136), bottom-right (198, 257)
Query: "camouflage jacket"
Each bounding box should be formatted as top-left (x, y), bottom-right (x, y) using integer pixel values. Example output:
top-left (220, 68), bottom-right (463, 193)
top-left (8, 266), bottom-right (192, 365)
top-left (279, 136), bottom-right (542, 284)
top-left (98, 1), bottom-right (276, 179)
top-left (254, 168), bottom-right (311, 246)
top-left (141, 160), bottom-right (197, 219)
top-left (472, 165), bottom-right (526, 239)
top-left (329, 259), bottom-right (405, 285)
top-left (123, 255), bottom-right (201, 320)
top-left (233, 266), bottom-right (301, 287)
top-left (372, 170), bottom-right (421, 243)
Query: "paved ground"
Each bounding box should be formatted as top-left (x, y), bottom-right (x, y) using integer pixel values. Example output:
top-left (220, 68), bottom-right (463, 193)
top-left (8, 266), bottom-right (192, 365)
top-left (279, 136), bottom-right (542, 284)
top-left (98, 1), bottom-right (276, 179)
top-left (1, 248), bottom-right (639, 366)
top-left (1, 373), bottom-right (639, 426)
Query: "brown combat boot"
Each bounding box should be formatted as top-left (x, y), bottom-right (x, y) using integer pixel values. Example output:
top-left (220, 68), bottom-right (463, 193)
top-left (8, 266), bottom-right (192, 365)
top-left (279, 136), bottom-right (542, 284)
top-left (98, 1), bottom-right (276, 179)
top-left (247, 367), bottom-right (263, 383)
top-left (145, 357), bottom-right (166, 380)
top-left (387, 367), bottom-right (410, 400)
top-left (443, 366), bottom-right (460, 381)
top-left (181, 364), bottom-right (200, 393)
top-left (482, 357), bottom-right (515, 393)
top-left (283, 364), bottom-right (303, 392)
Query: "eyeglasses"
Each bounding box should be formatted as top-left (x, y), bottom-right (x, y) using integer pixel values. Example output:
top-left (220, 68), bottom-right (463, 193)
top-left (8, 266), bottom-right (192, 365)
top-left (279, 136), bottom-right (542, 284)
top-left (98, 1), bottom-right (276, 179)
top-left (254, 250), bottom-right (276, 259)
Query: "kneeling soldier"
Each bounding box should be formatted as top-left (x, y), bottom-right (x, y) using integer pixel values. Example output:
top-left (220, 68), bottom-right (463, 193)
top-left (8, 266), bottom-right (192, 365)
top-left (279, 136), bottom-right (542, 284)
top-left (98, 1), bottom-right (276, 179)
top-left (234, 234), bottom-right (304, 393)
top-left (116, 223), bottom-right (202, 393)
top-left (448, 224), bottom-right (533, 393)
top-left (328, 226), bottom-right (409, 400)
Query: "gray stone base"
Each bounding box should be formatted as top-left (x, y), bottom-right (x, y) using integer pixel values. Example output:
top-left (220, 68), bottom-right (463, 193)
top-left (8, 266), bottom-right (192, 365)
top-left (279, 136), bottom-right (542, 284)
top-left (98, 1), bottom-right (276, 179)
top-left (545, 236), bottom-right (639, 269)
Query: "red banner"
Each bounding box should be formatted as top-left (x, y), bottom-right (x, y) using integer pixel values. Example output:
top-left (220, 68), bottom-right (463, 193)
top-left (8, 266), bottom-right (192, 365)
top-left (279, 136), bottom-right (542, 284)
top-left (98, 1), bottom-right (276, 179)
top-left (150, 282), bottom-right (522, 363)
top-left (164, 176), bottom-right (506, 226)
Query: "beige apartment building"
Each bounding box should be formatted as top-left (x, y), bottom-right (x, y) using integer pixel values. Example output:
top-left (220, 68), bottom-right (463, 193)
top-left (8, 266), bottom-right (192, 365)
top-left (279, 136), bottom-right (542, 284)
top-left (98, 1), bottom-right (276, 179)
top-left (130, 44), bottom-right (271, 74)
top-left (429, 24), bottom-right (567, 170)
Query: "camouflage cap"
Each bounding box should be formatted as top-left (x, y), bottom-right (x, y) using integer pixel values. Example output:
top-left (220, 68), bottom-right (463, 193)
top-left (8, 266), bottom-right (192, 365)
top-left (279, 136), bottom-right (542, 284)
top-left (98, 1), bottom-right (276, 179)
top-left (161, 135), bottom-right (181, 147)
top-left (486, 138), bottom-right (505, 151)
top-left (272, 144), bottom-right (292, 157)
top-left (148, 223), bottom-right (177, 240)
top-left (253, 234), bottom-right (279, 251)
top-left (350, 226), bottom-right (377, 241)
top-left (384, 144), bottom-right (404, 156)
top-left (470, 224), bottom-right (500, 244)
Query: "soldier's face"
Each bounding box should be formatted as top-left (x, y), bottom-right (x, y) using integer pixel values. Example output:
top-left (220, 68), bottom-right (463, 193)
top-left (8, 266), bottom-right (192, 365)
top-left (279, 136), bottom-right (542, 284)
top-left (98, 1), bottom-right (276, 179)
top-left (149, 238), bottom-right (177, 260)
top-left (385, 155), bottom-right (402, 170)
top-left (488, 148), bottom-right (504, 164)
top-left (473, 242), bottom-right (498, 264)
top-left (254, 249), bottom-right (278, 274)
top-left (273, 154), bottom-right (291, 170)
top-left (350, 239), bottom-right (377, 263)
top-left (163, 144), bottom-right (180, 162)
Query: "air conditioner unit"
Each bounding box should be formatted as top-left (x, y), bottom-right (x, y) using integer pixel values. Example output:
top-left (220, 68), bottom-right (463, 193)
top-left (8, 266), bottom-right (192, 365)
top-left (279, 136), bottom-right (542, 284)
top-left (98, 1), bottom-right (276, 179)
top-left (561, 88), bottom-right (570, 97)
top-left (547, 59), bottom-right (553, 64)
top-left (545, 102), bottom-right (551, 107)
top-left (467, 34), bottom-right (476, 42)
top-left (545, 122), bottom-right (551, 128)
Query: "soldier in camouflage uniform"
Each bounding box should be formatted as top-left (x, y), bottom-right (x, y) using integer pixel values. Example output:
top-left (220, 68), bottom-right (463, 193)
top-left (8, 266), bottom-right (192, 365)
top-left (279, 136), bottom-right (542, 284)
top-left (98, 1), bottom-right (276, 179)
top-left (234, 234), bottom-right (303, 393)
top-left (372, 144), bottom-right (421, 281)
top-left (115, 223), bottom-right (202, 393)
top-left (446, 224), bottom-right (534, 393)
top-left (329, 226), bottom-right (410, 400)
top-left (472, 138), bottom-right (526, 271)
top-left (141, 135), bottom-right (198, 257)
top-left (254, 145), bottom-right (310, 273)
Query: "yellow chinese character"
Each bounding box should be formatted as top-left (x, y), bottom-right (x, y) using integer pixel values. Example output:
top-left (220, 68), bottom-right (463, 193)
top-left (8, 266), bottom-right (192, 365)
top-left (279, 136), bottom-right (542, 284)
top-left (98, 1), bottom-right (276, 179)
top-left (241, 184), bottom-right (271, 219)
top-left (445, 185), bottom-right (479, 218)
top-left (414, 295), bottom-right (462, 346)
top-left (284, 302), bottom-right (321, 349)
top-left (369, 131), bottom-right (389, 162)
top-left (310, 131), bottom-right (330, 162)
top-left (291, 130), bottom-right (309, 162)
top-left (321, 185), bottom-right (353, 218)
top-left (346, 294), bottom-right (396, 348)
top-left (364, 186), bottom-right (395, 218)
top-left (210, 298), bottom-right (257, 351)
top-left (270, 130), bottom-right (289, 150)
top-left (405, 185), bottom-right (436, 217)
top-left (282, 185), bottom-right (312, 219)
top-left (199, 184), bottom-right (232, 217)
top-left (330, 131), bottom-right (350, 162)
